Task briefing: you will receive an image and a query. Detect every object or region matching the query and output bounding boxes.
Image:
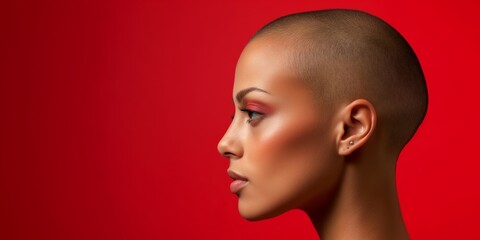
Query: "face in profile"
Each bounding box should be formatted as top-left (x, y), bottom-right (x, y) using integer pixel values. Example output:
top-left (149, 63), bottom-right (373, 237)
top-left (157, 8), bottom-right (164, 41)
top-left (217, 36), bottom-right (344, 221)
top-left (218, 9), bottom-right (426, 239)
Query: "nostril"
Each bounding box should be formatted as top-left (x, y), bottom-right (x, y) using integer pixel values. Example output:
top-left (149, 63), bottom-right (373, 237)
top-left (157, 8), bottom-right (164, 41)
top-left (222, 151), bottom-right (235, 158)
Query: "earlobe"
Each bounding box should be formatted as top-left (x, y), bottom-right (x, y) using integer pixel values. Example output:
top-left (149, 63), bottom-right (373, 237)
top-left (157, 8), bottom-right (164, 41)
top-left (337, 99), bottom-right (377, 156)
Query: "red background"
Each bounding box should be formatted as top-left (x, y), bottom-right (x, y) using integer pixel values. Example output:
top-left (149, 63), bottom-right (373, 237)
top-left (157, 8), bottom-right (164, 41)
top-left (1, 0), bottom-right (479, 239)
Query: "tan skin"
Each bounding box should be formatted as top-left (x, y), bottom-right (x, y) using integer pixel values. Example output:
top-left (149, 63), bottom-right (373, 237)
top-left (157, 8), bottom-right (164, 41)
top-left (218, 35), bottom-right (410, 240)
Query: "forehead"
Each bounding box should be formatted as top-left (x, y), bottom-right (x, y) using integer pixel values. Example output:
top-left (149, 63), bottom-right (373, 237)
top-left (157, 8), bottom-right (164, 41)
top-left (233, 37), bottom-right (306, 98)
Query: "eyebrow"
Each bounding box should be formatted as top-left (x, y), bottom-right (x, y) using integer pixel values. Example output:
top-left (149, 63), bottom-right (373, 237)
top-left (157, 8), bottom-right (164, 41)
top-left (235, 87), bottom-right (270, 103)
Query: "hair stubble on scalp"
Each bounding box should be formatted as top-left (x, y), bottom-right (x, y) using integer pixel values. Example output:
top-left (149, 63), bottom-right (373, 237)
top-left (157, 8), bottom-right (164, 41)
top-left (249, 9), bottom-right (428, 152)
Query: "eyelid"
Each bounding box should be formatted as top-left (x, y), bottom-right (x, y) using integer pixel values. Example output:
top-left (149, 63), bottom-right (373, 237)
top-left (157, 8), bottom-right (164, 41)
top-left (244, 102), bottom-right (272, 114)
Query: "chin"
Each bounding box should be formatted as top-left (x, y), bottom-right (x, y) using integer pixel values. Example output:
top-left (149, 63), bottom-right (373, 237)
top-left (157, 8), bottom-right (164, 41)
top-left (238, 199), bottom-right (289, 221)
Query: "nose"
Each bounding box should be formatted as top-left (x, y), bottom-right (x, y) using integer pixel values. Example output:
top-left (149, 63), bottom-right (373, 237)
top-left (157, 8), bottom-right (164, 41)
top-left (217, 123), bottom-right (243, 159)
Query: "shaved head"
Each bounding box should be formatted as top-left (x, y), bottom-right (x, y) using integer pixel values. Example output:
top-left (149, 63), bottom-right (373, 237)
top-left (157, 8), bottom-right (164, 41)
top-left (249, 9), bottom-right (428, 151)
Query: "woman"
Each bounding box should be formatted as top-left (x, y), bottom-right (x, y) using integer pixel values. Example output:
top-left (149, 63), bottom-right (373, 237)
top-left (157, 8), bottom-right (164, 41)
top-left (217, 9), bottom-right (427, 240)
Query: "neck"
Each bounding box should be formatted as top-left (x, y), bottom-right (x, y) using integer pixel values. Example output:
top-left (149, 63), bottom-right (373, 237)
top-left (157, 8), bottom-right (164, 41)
top-left (305, 154), bottom-right (409, 240)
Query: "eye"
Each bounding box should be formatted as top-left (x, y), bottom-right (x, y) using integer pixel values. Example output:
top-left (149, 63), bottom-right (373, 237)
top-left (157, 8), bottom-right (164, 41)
top-left (241, 109), bottom-right (264, 124)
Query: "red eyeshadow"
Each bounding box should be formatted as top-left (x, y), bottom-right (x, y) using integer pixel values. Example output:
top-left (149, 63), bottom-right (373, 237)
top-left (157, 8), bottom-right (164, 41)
top-left (245, 102), bottom-right (272, 114)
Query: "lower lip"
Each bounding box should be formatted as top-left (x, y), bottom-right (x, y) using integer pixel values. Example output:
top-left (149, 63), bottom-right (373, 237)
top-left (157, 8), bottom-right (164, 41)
top-left (230, 180), bottom-right (249, 194)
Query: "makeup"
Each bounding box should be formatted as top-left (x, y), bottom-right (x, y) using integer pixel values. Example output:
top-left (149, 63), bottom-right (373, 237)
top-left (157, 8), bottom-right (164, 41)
top-left (245, 101), bottom-right (272, 114)
top-left (228, 170), bottom-right (249, 194)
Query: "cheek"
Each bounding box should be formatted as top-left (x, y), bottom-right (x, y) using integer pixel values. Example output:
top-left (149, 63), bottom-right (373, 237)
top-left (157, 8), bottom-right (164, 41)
top-left (244, 115), bottom-right (339, 204)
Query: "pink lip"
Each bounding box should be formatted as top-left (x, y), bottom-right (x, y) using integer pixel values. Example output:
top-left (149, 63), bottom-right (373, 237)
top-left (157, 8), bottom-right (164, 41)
top-left (227, 169), bottom-right (249, 194)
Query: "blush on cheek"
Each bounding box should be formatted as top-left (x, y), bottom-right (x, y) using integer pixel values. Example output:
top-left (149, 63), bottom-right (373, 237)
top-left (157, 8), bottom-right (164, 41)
top-left (251, 114), bottom-right (330, 177)
top-left (260, 114), bottom-right (327, 156)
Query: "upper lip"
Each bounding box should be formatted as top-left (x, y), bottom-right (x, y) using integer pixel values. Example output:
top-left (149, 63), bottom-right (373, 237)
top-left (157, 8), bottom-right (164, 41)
top-left (227, 169), bottom-right (249, 181)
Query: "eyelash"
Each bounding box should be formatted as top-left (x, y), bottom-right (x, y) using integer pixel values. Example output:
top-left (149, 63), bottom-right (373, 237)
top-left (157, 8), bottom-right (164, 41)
top-left (230, 109), bottom-right (265, 124)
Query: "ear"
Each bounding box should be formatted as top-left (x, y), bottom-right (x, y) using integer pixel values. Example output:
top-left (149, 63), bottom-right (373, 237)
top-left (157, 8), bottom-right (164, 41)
top-left (336, 99), bottom-right (377, 156)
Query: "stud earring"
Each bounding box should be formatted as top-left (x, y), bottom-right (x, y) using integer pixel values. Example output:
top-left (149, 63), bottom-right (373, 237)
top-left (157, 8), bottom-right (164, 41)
top-left (349, 140), bottom-right (354, 145)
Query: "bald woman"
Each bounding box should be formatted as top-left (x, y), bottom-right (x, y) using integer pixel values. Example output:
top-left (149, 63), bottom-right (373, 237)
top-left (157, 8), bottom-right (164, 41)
top-left (218, 9), bottom-right (427, 240)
